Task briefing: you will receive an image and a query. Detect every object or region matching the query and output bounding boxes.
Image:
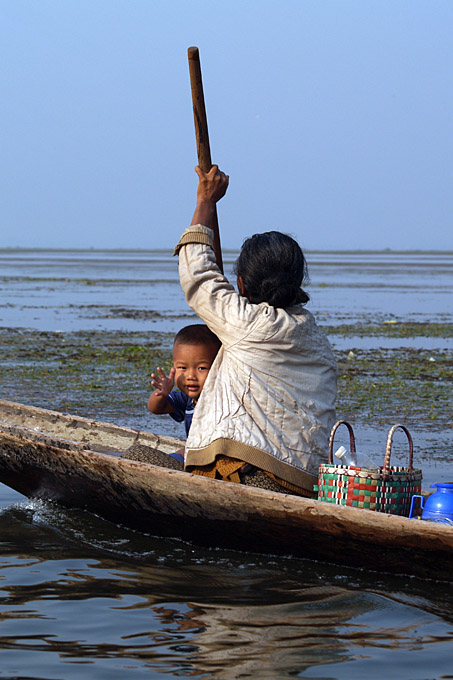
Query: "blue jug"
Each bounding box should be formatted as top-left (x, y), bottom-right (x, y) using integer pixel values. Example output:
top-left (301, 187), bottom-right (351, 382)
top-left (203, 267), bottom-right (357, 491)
top-left (409, 483), bottom-right (453, 524)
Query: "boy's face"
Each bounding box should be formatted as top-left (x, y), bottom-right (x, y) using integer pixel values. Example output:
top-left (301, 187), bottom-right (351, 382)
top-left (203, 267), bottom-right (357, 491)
top-left (172, 342), bottom-right (218, 402)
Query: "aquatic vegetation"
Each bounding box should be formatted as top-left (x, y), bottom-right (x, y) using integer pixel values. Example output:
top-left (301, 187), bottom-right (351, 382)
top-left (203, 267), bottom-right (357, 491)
top-left (336, 347), bottom-right (451, 428)
top-left (0, 328), bottom-right (450, 433)
top-left (321, 321), bottom-right (452, 338)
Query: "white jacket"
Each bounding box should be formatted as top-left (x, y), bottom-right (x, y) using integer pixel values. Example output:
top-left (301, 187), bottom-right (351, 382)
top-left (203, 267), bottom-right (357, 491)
top-left (175, 225), bottom-right (337, 492)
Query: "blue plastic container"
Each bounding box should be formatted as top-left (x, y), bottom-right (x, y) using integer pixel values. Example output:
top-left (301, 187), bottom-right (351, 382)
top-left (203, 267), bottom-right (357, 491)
top-left (409, 483), bottom-right (453, 524)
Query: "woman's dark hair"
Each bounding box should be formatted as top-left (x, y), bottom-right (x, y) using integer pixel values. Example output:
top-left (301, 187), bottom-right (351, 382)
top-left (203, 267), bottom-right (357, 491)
top-left (234, 231), bottom-right (309, 309)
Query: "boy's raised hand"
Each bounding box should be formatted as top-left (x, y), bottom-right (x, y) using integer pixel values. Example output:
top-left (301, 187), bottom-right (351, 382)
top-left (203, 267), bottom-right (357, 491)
top-left (151, 367), bottom-right (175, 398)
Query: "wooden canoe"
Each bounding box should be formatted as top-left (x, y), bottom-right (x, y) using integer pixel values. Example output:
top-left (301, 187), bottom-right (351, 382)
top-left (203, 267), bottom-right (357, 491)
top-left (0, 399), bottom-right (452, 581)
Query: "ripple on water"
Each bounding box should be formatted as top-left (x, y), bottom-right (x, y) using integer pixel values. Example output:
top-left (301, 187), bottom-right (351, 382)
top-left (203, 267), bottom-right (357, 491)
top-left (0, 499), bottom-right (452, 679)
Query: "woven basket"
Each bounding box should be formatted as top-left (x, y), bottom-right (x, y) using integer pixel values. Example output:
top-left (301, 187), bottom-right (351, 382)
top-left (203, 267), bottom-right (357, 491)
top-left (316, 421), bottom-right (422, 516)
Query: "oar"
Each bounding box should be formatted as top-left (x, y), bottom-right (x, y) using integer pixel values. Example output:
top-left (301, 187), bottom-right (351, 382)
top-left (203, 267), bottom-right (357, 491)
top-left (187, 46), bottom-right (223, 273)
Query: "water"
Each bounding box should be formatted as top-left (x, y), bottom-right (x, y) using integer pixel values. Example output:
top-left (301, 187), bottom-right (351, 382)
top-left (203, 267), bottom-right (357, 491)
top-left (0, 248), bottom-right (452, 679)
top-left (1, 248), bottom-right (452, 332)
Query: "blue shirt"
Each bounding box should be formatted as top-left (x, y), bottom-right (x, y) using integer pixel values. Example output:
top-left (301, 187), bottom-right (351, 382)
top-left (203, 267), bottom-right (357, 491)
top-left (167, 391), bottom-right (195, 436)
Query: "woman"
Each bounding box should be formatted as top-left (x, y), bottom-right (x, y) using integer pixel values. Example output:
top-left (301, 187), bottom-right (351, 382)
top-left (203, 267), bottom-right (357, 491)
top-left (174, 165), bottom-right (337, 497)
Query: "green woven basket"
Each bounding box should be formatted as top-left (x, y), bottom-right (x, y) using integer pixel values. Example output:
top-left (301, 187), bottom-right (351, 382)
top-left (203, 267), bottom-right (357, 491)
top-left (316, 421), bottom-right (422, 516)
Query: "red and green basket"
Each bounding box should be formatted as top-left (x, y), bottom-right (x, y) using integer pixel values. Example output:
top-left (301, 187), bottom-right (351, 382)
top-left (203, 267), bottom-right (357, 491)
top-left (316, 421), bottom-right (422, 516)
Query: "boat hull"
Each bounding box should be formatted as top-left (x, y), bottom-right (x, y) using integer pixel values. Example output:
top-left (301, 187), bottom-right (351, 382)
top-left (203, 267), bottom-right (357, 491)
top-left (0, 400), bottom-right (452, 581)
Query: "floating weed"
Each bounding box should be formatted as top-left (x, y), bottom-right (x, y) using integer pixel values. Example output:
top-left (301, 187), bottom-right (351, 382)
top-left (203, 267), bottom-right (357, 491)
top-left (0, 328), bottom-right (451, 432)
top-left (335, 347), bottom-right (452, 429)
top-left (321, 321), bottom-right (452, 338)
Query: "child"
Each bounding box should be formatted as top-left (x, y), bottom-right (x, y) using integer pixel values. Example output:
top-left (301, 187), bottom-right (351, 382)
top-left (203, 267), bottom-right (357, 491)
top-left (148, 325), bottom-right (221, 451)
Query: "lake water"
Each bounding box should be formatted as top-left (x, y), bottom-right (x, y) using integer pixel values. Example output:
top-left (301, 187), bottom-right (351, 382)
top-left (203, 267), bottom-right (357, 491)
top-left (0, 248), bottom-right (452, 679)
top-left (1, 249), bottom-right (452, 334)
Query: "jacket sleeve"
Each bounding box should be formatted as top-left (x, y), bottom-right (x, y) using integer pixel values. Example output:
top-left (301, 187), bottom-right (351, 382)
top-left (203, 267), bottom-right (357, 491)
top-left (174, 225), bottom-right (262, 348)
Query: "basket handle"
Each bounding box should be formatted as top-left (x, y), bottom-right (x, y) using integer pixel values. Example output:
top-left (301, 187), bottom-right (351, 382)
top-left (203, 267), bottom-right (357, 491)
top-left (328, 420), bottom-right (356, 463)
top-left (383, 424), bottom-right (413, 475)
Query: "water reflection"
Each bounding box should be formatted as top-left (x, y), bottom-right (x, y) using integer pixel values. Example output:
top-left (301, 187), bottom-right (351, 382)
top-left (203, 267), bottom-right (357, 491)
top-left (0, 501), bottom-right (452, 679)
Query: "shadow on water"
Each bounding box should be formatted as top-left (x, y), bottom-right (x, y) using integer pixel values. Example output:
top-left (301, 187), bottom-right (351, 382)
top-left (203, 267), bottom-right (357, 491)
top-left (0, 500), bottom-right (452, 680)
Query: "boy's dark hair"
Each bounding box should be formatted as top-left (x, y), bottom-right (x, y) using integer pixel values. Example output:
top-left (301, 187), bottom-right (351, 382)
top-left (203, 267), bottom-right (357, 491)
top-left (174, 324), bottom-right (221, 350)
top-left (234, 231), bottom-right (310, 309)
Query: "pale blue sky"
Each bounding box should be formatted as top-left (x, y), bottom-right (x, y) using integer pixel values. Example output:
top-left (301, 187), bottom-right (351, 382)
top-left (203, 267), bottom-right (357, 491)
top-left (1, 0), bottom-right (452, 250)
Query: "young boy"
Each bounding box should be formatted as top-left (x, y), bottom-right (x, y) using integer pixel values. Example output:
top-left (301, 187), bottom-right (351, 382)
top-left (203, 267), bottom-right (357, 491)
top-left (148, 325), bottom-right (221, 446)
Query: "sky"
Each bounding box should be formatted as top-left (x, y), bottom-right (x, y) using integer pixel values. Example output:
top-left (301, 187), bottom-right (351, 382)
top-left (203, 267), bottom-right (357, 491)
top-left (1, 0), bottom-right (452, 251)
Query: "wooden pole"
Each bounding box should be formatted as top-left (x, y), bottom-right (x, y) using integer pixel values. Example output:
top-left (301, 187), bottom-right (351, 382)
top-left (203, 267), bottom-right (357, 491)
top-left (187, 46), bottom-right (223, 273)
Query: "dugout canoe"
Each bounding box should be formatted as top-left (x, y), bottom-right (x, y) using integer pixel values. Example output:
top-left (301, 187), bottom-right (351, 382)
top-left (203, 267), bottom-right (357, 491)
top-left (0, 399), bottom-right (452, 581)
